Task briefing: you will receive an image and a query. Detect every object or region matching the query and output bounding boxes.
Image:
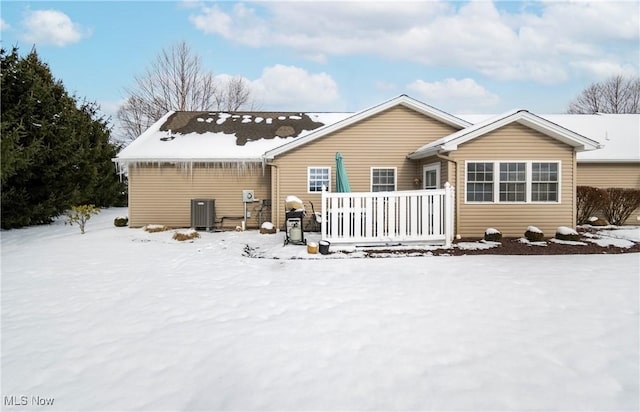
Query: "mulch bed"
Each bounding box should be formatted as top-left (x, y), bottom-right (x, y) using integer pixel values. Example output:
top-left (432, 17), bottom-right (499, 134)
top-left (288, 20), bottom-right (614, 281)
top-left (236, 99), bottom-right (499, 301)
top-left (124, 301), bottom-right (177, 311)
top-left (448, 238), bottom-right (639, 256)
top-left (363, 229), bottom-right (640, 257)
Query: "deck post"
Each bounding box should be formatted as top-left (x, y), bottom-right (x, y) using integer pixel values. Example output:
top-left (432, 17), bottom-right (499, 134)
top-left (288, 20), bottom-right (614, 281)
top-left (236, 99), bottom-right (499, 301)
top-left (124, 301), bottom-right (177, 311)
top-left (443, 182), bottom-right (454, 248)
top-left (321, 186), bottom-right (327, 240)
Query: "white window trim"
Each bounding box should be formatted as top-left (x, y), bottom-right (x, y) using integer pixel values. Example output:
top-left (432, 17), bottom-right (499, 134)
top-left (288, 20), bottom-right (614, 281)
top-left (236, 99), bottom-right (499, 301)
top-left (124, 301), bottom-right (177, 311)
top-left (307, 166), bottom-right (331, 193)
top-left (464, 160), bottom-right (561, 204)
top-left (370, 167), bottom-right (397, 192)
top-left (423, 163), bottom-right (440, 189)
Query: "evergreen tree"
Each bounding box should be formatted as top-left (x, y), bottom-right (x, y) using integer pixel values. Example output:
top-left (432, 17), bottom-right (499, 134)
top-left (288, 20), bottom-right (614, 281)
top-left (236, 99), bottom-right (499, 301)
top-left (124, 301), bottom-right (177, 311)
top-left (1, 47), bottom-right (126, 229)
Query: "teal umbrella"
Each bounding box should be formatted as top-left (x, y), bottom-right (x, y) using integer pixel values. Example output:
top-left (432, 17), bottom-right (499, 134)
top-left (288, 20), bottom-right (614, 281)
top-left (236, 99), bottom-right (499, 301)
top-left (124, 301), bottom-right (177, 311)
top-left (335, 152), bottom-right (351, 192)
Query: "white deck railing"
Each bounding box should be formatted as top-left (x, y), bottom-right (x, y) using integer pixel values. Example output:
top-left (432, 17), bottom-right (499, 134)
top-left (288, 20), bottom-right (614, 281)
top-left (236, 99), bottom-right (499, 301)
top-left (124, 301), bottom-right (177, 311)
top-left (321, 183), bottom-right (454, 246)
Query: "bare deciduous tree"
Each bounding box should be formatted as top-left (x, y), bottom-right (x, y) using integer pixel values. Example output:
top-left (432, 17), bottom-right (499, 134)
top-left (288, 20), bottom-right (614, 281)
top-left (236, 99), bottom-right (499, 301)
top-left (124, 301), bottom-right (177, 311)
top-left (568, 75), bottom-right (640, 114)
top-left (221, 76), bottom-right (252, 111)
top-left (117, 41), bottom-right (252, 142)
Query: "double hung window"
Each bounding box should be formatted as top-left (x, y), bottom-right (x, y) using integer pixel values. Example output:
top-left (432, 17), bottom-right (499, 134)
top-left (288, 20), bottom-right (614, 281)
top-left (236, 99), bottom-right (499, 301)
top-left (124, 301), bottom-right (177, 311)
top-left (466, 161), bottom-right (560, 203)
top-left (371, 168), bottom-right (396, 192)
top-left (308, 167), bottom-right (330, 192)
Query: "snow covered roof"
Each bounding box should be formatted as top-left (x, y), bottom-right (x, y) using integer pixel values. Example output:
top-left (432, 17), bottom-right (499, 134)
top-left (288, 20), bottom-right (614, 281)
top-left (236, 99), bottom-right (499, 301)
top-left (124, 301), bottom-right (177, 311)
top-left (458, 113), bottom-right (639, 163)
top-left (115, 111), bottom-right (352, 164)
top-left (115, 97), bottom-right (637, 166)
top-left (541, 114), bottom-right (639, 163)
top-left (408, 110), bottom-right (602, 160)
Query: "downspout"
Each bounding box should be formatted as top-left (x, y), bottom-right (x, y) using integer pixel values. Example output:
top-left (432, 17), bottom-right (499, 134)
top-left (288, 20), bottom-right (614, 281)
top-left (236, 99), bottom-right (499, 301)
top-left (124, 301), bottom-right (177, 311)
top-left (267, 161), bottom-right (280, 230)
top-left (572, 150), bottom-right (577, 229)
top-left (437, 153), bottom-right (460, 238)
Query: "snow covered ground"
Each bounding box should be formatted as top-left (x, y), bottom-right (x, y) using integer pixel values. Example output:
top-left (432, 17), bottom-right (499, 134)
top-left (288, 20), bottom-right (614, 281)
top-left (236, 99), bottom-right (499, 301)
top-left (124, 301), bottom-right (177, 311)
top-left (2, 208), bottom-right (638, 411)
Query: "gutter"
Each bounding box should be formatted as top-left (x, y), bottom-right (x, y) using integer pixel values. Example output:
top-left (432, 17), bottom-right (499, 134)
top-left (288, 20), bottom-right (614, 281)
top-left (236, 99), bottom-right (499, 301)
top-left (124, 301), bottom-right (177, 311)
top-left (407, 145), bottom-right (443, 160)
top-left (577, 159), bottom-right (639, 163)
top-left (113, 157), bottom-right (265, 164)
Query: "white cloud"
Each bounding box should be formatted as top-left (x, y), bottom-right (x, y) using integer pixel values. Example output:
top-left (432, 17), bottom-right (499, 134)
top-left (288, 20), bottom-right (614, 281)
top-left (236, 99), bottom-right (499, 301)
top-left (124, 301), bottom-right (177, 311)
top-left (20, 9), bottom-right (89, 47)
top-left (1, 18), bottom-right (10, 31)
top-left (248, 65), bottom-right (341, 111)
top-left (189, 3), bottom-right (265, 46)
top-left (570, 60), bottom-right (639, 80)
top-left (189, 1), bottom-right (639, 85)
top-left (407, 78), bottom-right (500, 113)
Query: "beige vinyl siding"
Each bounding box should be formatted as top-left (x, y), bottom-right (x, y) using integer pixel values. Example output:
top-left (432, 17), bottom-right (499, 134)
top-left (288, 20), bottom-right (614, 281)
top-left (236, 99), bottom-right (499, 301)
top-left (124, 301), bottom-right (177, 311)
top-left (128, 163), bottom-right (271, 228)
top-left (577, 163), bottom-right (640, 188)
top-left (450, 123), bottom-right (576, 238)
top-left (269, 106), bottom-right (459, 228)
top-left (577, 162), bottom-right (640, 224)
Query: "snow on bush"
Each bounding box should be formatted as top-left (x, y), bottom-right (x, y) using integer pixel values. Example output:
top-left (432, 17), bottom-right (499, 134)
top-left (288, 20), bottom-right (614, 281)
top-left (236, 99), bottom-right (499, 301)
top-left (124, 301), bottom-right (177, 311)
top-left (484, 228), bottom-right (502, 242)
top-left (524, 226), bottom-right (544, 242)
top-left (588, 216), bottom-right (609, 226)
top-left (114, 216), bottom-right (128, 227)
top-left (555, 226), bottom-right (580, 242)
top-left (144, 224), bottom-right (170, 233)
top-left (172, 229), bottom-right (200, 241)
top-left (260, 221), bottom-right (276, 234)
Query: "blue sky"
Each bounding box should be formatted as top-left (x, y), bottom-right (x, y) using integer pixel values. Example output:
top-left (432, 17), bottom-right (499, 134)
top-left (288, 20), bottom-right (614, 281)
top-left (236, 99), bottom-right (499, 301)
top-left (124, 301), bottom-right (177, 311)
top-left (2, 1), bottom-right (639, 138)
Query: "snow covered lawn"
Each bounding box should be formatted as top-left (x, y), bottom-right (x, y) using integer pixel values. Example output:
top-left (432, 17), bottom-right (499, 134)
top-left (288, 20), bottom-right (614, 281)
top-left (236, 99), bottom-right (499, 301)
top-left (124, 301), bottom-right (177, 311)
top-left (2, 208), bottom-right (638, 411)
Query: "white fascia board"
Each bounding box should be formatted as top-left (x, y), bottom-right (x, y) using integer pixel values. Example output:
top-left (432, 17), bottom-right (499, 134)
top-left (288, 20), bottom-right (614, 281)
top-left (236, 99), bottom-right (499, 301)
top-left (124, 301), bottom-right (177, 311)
top-left (395, 95), bottom-right (472, 129)
top-left (514, 114), bottom-right (602, 151)
top-left (264, 94), bottom-right (470, 160)
top-left (441, 110), bottom-right (601, 152)
top-left (263, 113), bottom-right (358, 159)
top-left (408, 109), bottom-right (521, 159)
top-left (439, 109), bottom-right (525, 151)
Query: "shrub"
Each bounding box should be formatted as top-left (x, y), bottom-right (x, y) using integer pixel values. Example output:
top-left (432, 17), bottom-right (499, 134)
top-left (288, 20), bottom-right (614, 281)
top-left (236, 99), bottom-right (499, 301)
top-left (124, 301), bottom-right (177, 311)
top-left (524, 226), bottom-right (544, 242)
top-left (260, 221), bottom-right (276, 234)
top-left (484, 228), bottom-right (502, 242)
top-left (114, 216), bottom-right (128, 227)
top-left (576, 186), bottom-right (609, 224)
top-left (144, 224), bottom-right (170, 233)
top-left (602, 188), bottom-right (640, 225)
top-left (588, 217), bottom-right (609, 226)
top-left (172, 230), bottom-right (200, 241)
top-left (65, 205), bottom-right (101, 234)
top-left (555, 226), bottom-right (580, 241)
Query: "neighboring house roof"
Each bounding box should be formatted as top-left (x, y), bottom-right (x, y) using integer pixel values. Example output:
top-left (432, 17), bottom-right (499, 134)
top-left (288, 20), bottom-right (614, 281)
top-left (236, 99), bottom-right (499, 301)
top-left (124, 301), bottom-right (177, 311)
top-left (543, 114), bottom-right (639, 163)
top-left (115, 110), bottom-right (351, 164)
top-left (408, 110), bottom-right (603, 160)
top-left (263, 94), bottom-right (471, 159)
top-left (458, 113), bottom-right (640, 163)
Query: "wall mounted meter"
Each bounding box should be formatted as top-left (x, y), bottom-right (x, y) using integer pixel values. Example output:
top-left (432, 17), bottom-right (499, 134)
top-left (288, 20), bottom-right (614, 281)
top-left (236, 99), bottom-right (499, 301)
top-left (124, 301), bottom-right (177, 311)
top-left (242, 190), bottom-right (255, 203)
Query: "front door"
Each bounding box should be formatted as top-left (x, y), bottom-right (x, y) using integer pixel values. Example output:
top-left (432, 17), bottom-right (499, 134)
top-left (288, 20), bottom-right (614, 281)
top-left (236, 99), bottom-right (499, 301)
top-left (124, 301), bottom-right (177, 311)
top-left (423, 163), bottom-right (440, 189)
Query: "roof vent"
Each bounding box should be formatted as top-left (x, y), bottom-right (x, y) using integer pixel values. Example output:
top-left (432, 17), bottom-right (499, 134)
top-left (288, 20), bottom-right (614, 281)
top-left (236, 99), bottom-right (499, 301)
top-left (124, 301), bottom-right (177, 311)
top-left (160, 130), bottom-right (175, 141)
